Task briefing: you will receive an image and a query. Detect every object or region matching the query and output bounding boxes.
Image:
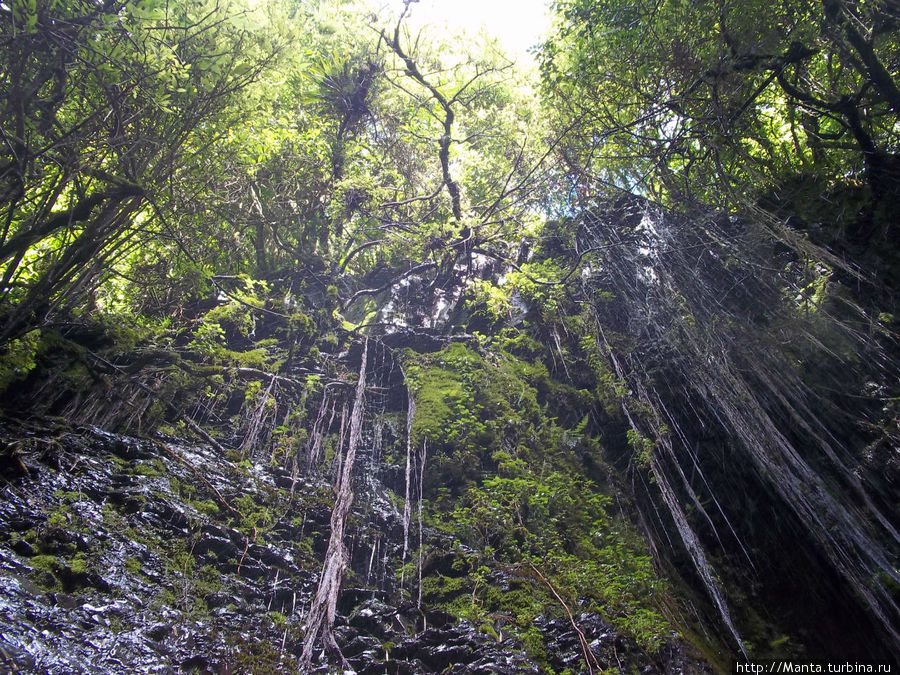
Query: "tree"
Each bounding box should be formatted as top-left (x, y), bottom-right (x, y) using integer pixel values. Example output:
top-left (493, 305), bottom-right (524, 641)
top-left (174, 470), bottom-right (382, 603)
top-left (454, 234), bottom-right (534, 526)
top-left (540, 0), bottom-right (900, 242)
top-left (324, 3), bottom-right (555, 304)
top-left (0, 0), bottom-right (281, 344)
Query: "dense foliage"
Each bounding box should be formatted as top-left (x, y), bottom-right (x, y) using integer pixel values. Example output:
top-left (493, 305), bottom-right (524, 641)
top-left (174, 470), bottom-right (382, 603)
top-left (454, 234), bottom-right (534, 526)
top-left (1, 0), bottom-right (898, 670)
top-left (540, 0), bottom-right (900, 212)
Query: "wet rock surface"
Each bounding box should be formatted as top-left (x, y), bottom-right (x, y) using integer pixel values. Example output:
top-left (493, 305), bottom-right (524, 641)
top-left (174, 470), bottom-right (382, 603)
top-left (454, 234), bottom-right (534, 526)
top-left (0, 421), bottom-right (710, 673)
top-left (0, 421), bottom-right (327, 673)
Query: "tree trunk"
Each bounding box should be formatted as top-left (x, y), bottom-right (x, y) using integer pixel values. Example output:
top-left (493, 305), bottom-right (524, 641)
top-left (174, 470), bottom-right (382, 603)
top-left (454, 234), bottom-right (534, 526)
top-left (300, 338), bottom-right (368, 670)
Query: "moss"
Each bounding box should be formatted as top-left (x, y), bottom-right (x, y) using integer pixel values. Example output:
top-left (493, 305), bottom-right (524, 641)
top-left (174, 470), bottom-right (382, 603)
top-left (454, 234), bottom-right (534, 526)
top-left (133, 460), bottom-right (164, 477)
top-left (30, 554), bottom-right (62, 574)
top-left (30, 567), bottom-right (62, 592)
top-left (225, 633), bottom-right (291, 673)
top-left (203, 294), bottom-right (257, 336)
top-left (28, 552), bottom-right (95, 592)
top-left (194, 565), bottom-right (222, 598)
top-left (170, 548), bottom-right (195, 577)
top-left (45, 510), bottom-right (72, 532)
top-left (402, 342), bottom-right (487, 449)
top-left (188, 499), bottom-right (220, 518)
top-left (520, 626), bottom-right (550, 671)
top-left (101, 504), bottom-right (127, 530)
top-left (478, 622), bottom-right (500, 641)
top-left (223, 347), bottom-right (272, 369)
top-left (108, 455), bottom-right (129, 471)
top-left (292, 538), bottom-right (315, 562)
top-left (20, 529), bottom-right (39, 546)
top-left (482, 583), bottom-right (545, 626)
top-left (231, 493), bottom-right (274, 533)
top-left (0, 329), bottom-right (41, 391)
top-left (161, 587), bottom-right (179, 607)
top-left (381, 640), bottom-right (396, 661)
top-left (398, 331), bottom-right (674, 645)
top-left (69, 552), bottom-right (90, 575)
top-left (421, 573), bottom-right (476, 618)
top-left (289, 311), bottom-right (315, 338)
top-left (124, 524), bottom-right (163, 552)
top-left (170, 476), bottom-right (196, 501)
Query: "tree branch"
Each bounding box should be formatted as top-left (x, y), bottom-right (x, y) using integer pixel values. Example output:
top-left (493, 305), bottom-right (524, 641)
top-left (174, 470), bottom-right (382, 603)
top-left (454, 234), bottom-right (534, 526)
top-left (0, 183), bottom-right (144, 265)
top-left (341, 261), bottom-right (437, 310)
top-left (381, 21), bottom-right (463, 220)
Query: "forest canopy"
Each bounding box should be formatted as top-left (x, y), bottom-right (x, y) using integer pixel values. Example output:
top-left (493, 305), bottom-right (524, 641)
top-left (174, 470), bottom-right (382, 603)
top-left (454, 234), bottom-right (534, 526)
top-left (0, 0), bottom-right (558, 343)
top-left (1, 0), bottom-right (897, 339)
top-left (1, 0), bottom-right (898, 668)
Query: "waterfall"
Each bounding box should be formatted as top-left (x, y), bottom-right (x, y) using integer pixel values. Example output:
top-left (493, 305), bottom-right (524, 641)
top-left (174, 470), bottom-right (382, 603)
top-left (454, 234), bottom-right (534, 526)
top-left (400, 383), bottom-right (415, 590)
top-left (578, 195), bottom-right (900, 654)
top-left (601, 325), bottom-right (746, 654)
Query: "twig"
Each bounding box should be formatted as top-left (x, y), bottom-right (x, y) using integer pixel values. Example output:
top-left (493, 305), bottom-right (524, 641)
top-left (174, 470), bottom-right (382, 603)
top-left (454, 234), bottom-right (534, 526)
top-left (237, 526), bottom-right (257, 575)
top-left (341, 261), bottom-right (437, 310)
top-left (86, 349), bottom-right (232, 454)
top-left (150, 439), bottom-right (242, 518)
top-left (527, 562), bottom-right (601, 675)
top-left (472, 244), bottom-right (614, 287)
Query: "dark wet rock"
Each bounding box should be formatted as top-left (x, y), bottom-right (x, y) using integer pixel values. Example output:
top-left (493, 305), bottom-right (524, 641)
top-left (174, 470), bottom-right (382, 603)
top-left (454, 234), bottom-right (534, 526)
top-left (421, 548), bottom-right (473, 578)
top-left (10, 539), bottom-right (34, 557)
top-left (357, 659), bottom-right (426, 675)
top-left (0, 420), bottom-right (711, 675)
top-left (52, 592), bottom-right (80, 610)
top-left (0, 422), bottom-right (323, 673)
top-left (533, 612), bottom-right (713, 675)
top-left (418, 642), bottom-right (474, 671)
top-left (380, 327), bottom-right (447, 353)
top-left (346, 618), bottom-right (543, 675)
top-left (334, 623), bottom-right (360, 646)
top-left (193, 532), bottom-right (240, 561)
top-left (448, 652), bottom-right (541, 675)
top-left (145, 622), bottom-right (173, 641)
top-left (349, 598), bottom-right (398, 640)
top-left (339, 586), bottom-right (392, 614)
top-left (343, 634), bottom-right (382, 657)
top-left (422, 607), bottom-right (456, 628)
top-left (4, 518), bottom-right (35, 533)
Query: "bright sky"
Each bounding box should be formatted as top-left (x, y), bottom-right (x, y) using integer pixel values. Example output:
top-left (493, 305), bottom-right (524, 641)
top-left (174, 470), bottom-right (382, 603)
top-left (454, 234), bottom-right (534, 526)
top-left (383, 0), bottom-right (552, 64)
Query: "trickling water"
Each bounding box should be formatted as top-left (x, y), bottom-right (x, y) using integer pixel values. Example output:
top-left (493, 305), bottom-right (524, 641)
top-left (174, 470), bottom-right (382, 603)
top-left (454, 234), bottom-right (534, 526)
top-left (305, 393), bottom-right (334, 471)
top-left (242, 374), bottom-right (277, 459)
top-left (367, 536), bottom-right (378, 586)
top-left (401, 384), bottom-right (415, 590)
top-left (601, 325), bottom-right (746, 654)
top-left (417, 438), bottom-right (426, 610)
top-left (578, 196), bottom-right (900, 654)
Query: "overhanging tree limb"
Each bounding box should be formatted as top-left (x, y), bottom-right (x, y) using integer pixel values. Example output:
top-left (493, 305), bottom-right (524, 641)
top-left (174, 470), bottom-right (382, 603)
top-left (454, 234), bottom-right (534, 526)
top-left (380, 16), bottom-right (463, 221)
top-left (0, 183), bottom-right (144, 265)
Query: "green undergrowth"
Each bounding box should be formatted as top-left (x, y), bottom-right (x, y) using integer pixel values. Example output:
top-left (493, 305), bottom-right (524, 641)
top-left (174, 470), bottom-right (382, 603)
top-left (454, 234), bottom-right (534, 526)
top-left (404, 339), bottom-right (672, 654)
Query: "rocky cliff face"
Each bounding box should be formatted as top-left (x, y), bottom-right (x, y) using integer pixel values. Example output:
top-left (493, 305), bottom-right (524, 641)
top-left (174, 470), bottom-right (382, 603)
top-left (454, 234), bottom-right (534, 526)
top-left (1, 196), bottom-right (897, 672)
top-left (0, 420), bottom-right (708, 673)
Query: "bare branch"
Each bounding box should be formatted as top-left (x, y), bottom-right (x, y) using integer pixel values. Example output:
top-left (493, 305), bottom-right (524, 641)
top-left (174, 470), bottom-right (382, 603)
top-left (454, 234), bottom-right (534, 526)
top-left (341, 261), bottom-right (437, 310)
